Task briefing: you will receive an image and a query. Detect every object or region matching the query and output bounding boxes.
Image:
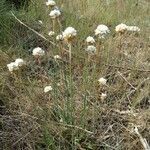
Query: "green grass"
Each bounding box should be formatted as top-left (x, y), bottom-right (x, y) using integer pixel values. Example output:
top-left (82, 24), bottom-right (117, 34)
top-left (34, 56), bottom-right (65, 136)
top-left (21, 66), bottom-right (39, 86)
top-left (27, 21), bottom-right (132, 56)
top-left (0, 0), bottom-right (150, 149)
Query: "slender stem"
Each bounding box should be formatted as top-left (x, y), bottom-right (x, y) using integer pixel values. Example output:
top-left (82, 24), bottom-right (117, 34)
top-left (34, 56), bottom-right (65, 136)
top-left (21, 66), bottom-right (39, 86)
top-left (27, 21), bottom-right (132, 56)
top-left (68, 42), bottom-right (74, 124)
top-left (68, 42), bottom-right (72, 64)
top-left (57, 18), bottom-right (62, 32)
top-left (52, 19), bottom-right (56, 32)
top-left (87, 54), bottom-right (90, 62)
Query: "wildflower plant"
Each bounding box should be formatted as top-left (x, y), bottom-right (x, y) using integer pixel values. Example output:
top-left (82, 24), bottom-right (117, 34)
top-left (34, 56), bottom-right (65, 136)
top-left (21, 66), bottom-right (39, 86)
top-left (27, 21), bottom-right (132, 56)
top-left (2, 1), bottom-right (150, 149)
top-left (62, 27), bottom-right (77, 63)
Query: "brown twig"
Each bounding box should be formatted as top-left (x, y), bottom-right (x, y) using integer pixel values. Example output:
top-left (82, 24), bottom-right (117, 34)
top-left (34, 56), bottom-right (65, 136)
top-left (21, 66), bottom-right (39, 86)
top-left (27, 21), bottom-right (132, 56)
top-left (58, 123), bottom-right (93, 134)
top-left (105, 64), bottom-right (150, 72)
top-left (117, 71), bottom-right (136, 90)
top-left (11, 12), bottom-right (56, 46)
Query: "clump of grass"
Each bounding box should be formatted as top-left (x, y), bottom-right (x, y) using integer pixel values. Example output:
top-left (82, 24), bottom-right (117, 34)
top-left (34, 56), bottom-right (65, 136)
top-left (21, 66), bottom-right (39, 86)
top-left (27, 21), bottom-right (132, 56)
top-left (0, 0), bottom-right (150, 149)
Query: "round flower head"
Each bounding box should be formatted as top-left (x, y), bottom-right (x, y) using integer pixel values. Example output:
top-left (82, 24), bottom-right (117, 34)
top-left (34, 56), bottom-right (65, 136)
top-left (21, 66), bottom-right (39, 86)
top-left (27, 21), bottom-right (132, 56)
top-left (101, 93), bottom-right (107, 101)
top-left (44, 86), bottom-right (53, 93)
top-left (98, 77), bottom-right (107, 85)
top-left (15, 58), bottom-right (25, 67)
top-left (115, 23), bottom-right (128, 33)
top-left (56, 34), bottom-right (63, 41)
top-left (48, 31), bottom-right (55, 36)
top-left (62, 27), bottom-right (77, 42)
top-left (127, 26), bottom-right (140, 32)
top-left (49, 9), bottom-right (61, 19)
top-left (32, 47), bottom-right (45, 57)
top-left (86, 45), bottom-right (96, 55)
top-left (46, 0), bottom-right (56, 6)
top-left (7, 62), bottom-right (19, 72)
top-left (95, 24), bottom-right (110, 38)
top-left (54, 55), bottom-right (61, 60)
top-left (86, 36), bottom-right (95, 44)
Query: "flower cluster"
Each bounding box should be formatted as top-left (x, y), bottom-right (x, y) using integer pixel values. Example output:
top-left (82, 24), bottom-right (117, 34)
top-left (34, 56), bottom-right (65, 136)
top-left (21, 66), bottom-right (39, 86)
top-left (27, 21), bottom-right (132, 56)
top-left (101, 93), bottom-right (107, 101)
top-left (98, 77), bottom-right (107, 101)
top-left (127, 26), bottom-right (140, 32)
top-left (44, 85), bottom-right (53, 93)
top-left (95, 24), bottom-right (110, 39)
top-left (49, 9), bottom-right (61, 19)
top-left (115, 23), bottom-right (140, 33)
top-left (46, 0), bottom-right (56, 6)
top-left (56, 34), bottom-right (63, 41)
top-left (7, 58), bottom-right (25, 72)
top-left (32, 47), bottom-right (45, 57)
top-left (48, 31), bottom-right (55, 36)
top-left (54, 55), bottom-right (61, 60)
top-left (115, 23), bottom-right (128, 33)
top-left (98, 77), bottom-right (107, 85)
top-left (86, 45), bottom-right (96, 55)
top-left (62, 27), bottom-right (77, 42)
top-left (86, 36), bottom-right (95, 44)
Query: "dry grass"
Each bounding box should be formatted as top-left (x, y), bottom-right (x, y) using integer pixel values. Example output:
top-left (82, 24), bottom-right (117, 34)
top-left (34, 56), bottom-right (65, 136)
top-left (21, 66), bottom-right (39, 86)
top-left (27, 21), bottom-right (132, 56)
top-left (0, 0), bottom-right (150, 149)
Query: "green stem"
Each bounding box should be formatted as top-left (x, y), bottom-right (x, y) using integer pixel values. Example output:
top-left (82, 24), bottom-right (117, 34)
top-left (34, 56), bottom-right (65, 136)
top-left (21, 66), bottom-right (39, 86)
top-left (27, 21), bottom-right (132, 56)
top-left (68, 43), bottom-right (72, 64)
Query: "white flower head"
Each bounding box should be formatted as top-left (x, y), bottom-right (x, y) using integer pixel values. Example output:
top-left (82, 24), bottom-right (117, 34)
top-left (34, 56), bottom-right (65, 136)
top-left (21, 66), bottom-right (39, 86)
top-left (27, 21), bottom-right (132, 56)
top-left (56, 34), bottom-right (63, 41)
top-left (46, 0), bottom-right (56, 6)
top-left (44, 86), bottom-right (53, 93)
top-left (101, 93), bottom-right (107, 100)
top-left (86, 45), bottom-right (96, 54)
top-left (98, 77), bottom-right (107, 85)
top-left (48, 31), bottom-right (55, 36)
top-left (86, 36), bottom-right (95, 44)
top-left (32, 47), bottom-right (45, 57)
top-left (57, 83), bottom-right (61, 86)
top-left (7, 62), bottom-right (19, 72)
top-left (95, 24), bottom-right (110, 37)
top-left (115, 23), bottom-right (128, 33)
top-left (49, 9), bottom-right (61, 19)
top-left (15, 58), bottom-right (25, 67)
top-left (38, 20), bottom-right (43, 24)
top-left (54, 55), bottom-right (61, 60)
top-left (127, 26), bottom-right (140, 32)
top-left (60, 118), bottom-right (63, 123)
top-left (62, 27), bottom-right (77, 41)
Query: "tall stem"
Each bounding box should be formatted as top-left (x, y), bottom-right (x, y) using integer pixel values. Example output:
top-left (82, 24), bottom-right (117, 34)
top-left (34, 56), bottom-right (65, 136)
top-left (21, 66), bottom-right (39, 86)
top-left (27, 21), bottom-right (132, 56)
top-left (57, 18), bottom-right (62, 32)
top-left (68, 42), bottom-right (72, 64)
top-left (68, 42), bottom-right (74, 124)
top-left (52, 19), bottom-right (56, 32)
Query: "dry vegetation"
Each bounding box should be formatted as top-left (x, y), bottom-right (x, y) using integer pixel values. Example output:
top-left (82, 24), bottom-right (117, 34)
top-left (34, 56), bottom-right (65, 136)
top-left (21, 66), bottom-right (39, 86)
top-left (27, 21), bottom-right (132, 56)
top-left (0, 0), bottom-right (150, 150)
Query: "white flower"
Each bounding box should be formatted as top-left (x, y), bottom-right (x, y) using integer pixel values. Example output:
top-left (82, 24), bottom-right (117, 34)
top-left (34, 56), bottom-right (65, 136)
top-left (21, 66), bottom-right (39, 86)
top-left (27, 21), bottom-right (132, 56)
top-left (7, 62), bottom-right (19, 72)
top-left (32, 47), bottom-right (45, 57)
top-left (56, 34), bottom-right (63, 41)
top-left (98, 77), bottom-right (107, 85)
top-left (49, 9), bottom-right (61, 19)
top-left (101, 93), bottom-right (107, 100)
top-left (62, 27), bottom-right (77, 41)
top-left (54, 55), bottom-right (61, 60)
top-left (95, 24), bottom-right (110, 37)
top-left (15, 58), bottom-right (25, 67)
top-left (44, 86), bottom-right (53, 93)
top-left (127, 26), bottom-right (140, 32)
top-left (60, 118), bottom-right (63, 123)
top-left (57, 83), bottom-right (61, 86)
top-left (38, 20), bottom-right (43, 24)
top-left (46, 0), bottom-right (56, 6)
top-left (86, 36), bottom-right (95, 44)
top-left (115, 23), bottom-right (128, 33)
top-left (86, 45), bottom-right (96, 54)
top-left (48, 31), bottom-right (55, 36)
